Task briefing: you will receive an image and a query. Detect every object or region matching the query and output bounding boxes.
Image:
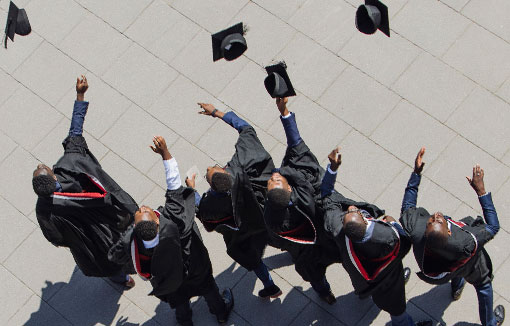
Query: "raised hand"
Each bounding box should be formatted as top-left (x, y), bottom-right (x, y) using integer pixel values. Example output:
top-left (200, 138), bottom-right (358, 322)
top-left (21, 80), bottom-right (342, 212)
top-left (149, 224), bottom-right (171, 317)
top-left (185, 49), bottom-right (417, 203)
top-left (150, 136), bottom-right (172, 160)
top-left (327, 147), bottom-right (342, 172)
top-left (185, 173), bottom-right (197, 189)
top-left (466, 164), bottom-right (486, 196)
top-left (414, 147), bottom-right (426, 175)
top-left (197, 103), bottom-right (224, 118)
top-left (76, 75), bottom-right (88, 101)
top-left (276, 97), bottom-right (289, 116)
top-left (382, 215), bottom-right (396, 223)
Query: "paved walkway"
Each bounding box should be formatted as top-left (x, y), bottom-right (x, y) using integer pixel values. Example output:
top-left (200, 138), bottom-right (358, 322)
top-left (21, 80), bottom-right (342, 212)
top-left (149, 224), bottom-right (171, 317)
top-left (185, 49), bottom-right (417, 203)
top-left (1, 0), bottom-right (509, 325)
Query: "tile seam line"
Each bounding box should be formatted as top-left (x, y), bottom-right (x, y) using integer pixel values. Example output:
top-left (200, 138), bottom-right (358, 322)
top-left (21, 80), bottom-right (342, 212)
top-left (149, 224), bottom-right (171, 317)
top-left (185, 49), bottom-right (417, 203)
top-left (2, 225), bottom-right (38, 266)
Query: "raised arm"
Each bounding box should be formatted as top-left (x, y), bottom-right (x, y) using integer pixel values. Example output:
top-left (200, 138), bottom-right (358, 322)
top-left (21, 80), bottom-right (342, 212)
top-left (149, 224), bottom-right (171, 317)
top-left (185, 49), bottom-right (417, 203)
top-left (69, 75), bottom-right (89, 137)
top-left (197, 102), bottom-right (249, 132)
top-left (150, 136), bottom-right (181, 190)
top-left (276, 97), bottom-right (302, 148)
top-left (401, 147), bottom-right (425, 213)
top-left (320, 147), bottom-right (342, 198)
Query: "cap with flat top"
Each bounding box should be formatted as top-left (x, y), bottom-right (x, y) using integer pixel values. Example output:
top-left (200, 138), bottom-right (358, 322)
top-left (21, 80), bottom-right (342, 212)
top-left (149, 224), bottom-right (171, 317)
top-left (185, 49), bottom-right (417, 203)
top-left (355, 0), bottom-right (390, 37)
top-left (264, 62), bottom-right (296, 98)
top-left (211, 22), bottom-right (247, 62)
top-left (4, 1), bottom-right (31, 48)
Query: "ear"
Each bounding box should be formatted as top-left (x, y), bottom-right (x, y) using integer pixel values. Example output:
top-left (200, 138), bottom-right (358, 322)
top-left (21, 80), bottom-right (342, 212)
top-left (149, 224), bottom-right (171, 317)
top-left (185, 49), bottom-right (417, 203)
top-left (447, 229), bottom-right (452, 236)
top-left (287, 184), bottom-right (292, 192)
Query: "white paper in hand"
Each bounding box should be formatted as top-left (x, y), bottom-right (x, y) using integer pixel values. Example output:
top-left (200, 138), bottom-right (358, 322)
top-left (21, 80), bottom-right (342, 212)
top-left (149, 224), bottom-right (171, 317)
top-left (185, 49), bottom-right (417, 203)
top-left (186, 165), bottom-right (201, 184)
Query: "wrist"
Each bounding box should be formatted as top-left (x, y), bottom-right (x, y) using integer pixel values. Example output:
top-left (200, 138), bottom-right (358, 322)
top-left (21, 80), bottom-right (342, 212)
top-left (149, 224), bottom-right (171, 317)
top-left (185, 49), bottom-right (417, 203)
top-left (161, 150), bottom-right (172, 161)
top-left (413, 169), bottom-right (422, 175)
top-left (476, 189), bottom-right (486, 197)
top-left (76, 93), bottom-right (85, 101)
top-left (214, 110), bottom-right (225, 119)
top-left (330, 163), bottom-right (339, 172)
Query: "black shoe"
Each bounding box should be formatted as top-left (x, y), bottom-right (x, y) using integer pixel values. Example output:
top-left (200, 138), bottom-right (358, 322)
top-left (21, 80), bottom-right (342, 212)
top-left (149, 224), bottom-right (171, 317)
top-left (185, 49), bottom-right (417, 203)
top-left (451, 281), bottom-right (466, 301)
top-left (414, 321), bottom-right (441, 326)
top-left (319, 291), bottom-right (337, 305)
top-left (217, 288), bottom-right (234, 324)
top-left (404, 267), bottom-right (411, 284)
top-left (258, 284), bottom-right (282, 298)
top-left (495, 304), bottom-right (505, 326)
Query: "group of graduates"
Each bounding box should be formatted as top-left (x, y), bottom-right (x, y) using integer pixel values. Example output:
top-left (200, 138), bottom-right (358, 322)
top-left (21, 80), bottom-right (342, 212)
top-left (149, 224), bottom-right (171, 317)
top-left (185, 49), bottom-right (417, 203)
top-left (31, 76), bottom-right (505, 326)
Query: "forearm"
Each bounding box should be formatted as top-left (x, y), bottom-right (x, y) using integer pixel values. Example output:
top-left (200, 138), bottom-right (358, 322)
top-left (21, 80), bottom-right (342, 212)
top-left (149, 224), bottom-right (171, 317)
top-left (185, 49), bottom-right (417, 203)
top-left (163, 158), bottom-right (182, 190)
top-left (222, 111), bottom-right (250, 132)
top-left (280, 112), bottom-right (303, 147)
top-left (478, 192), bottom-right (499, 236)
top-left (320, 164), bottom-right (337, 198)
top-left (69, 101), bottom-right (89, 136)
top-left (401, 172), bottom-right (421, 213)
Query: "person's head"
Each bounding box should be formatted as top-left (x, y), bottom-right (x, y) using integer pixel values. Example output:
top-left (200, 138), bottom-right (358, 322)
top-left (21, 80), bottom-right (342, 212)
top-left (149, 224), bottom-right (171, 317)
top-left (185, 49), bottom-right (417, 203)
top-left (32, 164), bottom-right (57, 197)
top-left (342, 205), bottom-right (368, 241)
top-left (134, 205), bottom-right (159, 241)
top-left (266, 171), bottom-right (292, 209)
top-left (205, 164), bottom-right (232, 193)
top-left (424, 211), bottom-right (451, 250)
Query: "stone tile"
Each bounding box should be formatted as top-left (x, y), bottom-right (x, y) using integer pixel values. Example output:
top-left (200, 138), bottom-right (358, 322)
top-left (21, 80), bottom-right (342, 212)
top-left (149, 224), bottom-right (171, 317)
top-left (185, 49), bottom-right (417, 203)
top-left (439, 0), bottom-right (470, 11)
top-left (103, 43), bottom-right (178, 109)
top-left (0, 69), bottom-right (20, 106)
top-left (140, 185), bottom-right (166, 211)
top-left (269, 142), bottom-right (286, 169)
top-left (253, 0), bottom-right (307, 22)
top-left (263, 245), bottom-right (306, 288)
top-left (147, 75), bottom-right (220, 145)
top-left (193, 299), bottom-right (249, 326)
top-left (496, 77), bottom-right (510, 104)
top-left (195, 119), bottom-right (241, 166)
top-left (0, 197), bottom-right (35, 263)
top-left (0, 265), bottom-right (33, 324)
top-left (25, 0), bottom-right (87, 45)
top-left (171, 30), bottom-right (249, 97)
top-left (0, 131), bottom-right (17, 164)
top-left (319, 65), bottom-right (401, 136)
top-left (0, 147), bottom-right (39, 215)
top-left (426, 135), bottom-right (510, 207)
top-left (31, 117), bottom-right (108, 167)
top-left (337, 130), bottom-right (406, 202)
top-left (99, 151), bottom-right (156, 203)
top-left (231, 2), bottom-right (297, 65)
top-left (233, 272), bottom-right (310, 326)
top-left (0, 31), bottom-right (43, 74)
top-left (76, 0), bottom-right (153, 32)
top-left (0, 86), bottom-right (62, 151)
top-left (494, 257), bottom-right (510, 303)
top-left (289, 300), bottom-right (343, 326)
top-left (267, 95), bottom-right (352, 163)
top-left (4, 230), bottom-right (76, 300)
top-left (392, 0), bottom-right (470, 57)
top-left (125, 0), bottom-right (201, 65)
top-left (443, 23), bottom-right (510, 92)
top-left (446, 86), bottom-right (510, 160)
top-left (374, 167), bottom-right (414, 218)
top-left (339, 24), bottom-right (421, 87)
top-left (484, 229), bottom-right (510, 273)
top-left (463, 0), bottom-right (510, 43)
top-left (0, 0), bottom-right (31, 11)
top-left (288, 0), bottom-right (357, 54)
top-left (343, 0), bottom-right (409, 18)
top-left (48, 268), bottom-right (130, 326)
top-left (7, 294), bottom-right (72, 326)
top-left (334, 181), bottom-right (365, 202)
top-left (169, 0), bottom-right (249, 32)
top-left (392, 52), bottom-right (475, 123)
top-left (357, 301), bottom-right (437, 326)
top-left (59, 13), bottom-right (132, 76)
top-left (371, 100), bottom-right (457, 164)
top-left (55, 73), bottom-right (133, 139)
top-left (111, 302), bottom-right (158, 326)
top-left (494, 178), bottom-right (510, 233)
top-left (275, 32), bottom-right (348, 101)
top-left (101, 105), bottom-right (178, 173)
top-left (218, 61), bottom-right (278, 130)
top-left (14, 42), bottom-right (84, 106)
top-left (503, 150), bottom-right (510, 167)
top-left (453, 202), bottom-right (481, 219)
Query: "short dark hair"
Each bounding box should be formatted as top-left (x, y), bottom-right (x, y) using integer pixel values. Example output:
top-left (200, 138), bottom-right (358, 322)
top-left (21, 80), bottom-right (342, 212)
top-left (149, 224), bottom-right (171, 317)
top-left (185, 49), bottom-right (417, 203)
top-left (134, 221), bottom-right (158, 241)
top-left (211, 172), bottom-right (233, 193)
top-left (267, 188), bottom-right (291, 210)
top-left (32, 175), bottom-right (56, 197)
top-left (344, 220), bottom-right (366, 242)
top-left (425, 229), bottom-right (449, 250)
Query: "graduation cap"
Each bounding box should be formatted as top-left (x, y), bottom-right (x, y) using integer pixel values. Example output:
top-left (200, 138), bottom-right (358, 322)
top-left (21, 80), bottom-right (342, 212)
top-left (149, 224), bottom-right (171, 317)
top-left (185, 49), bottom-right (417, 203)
top-left (355, 0), bottom-right (390, 37)
top-left (264, 62), bottom-right (296, 98)
top-left (211, 22), bottom-right (247, 62)
top-left (4, 1), bottom-right (31, 48)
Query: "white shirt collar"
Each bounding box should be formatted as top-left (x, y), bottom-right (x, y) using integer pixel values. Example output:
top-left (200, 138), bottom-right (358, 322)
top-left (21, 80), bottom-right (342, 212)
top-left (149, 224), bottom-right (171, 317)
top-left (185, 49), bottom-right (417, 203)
top-left (143, 233), bottom-right (160, 249)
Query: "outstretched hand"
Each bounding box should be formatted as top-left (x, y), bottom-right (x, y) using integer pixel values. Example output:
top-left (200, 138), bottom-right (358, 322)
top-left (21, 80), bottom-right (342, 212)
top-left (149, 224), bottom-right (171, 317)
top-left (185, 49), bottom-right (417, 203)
top-left (382, 215), bottom-right (396, 223)
top-left (327, 147), bottom-right (342, 172)
top-left (76, 75), bottom-right (88, 101)
top-left (414, 147), bottom-right (426, 175)
top-left (185, 173), bottom-right (196, 189)
top-left (150, 136), bottom-right (172, 160)
top-left (466, 164), bottom-right (486, 196)
top-left (276, 97), bottom-right (289, 116)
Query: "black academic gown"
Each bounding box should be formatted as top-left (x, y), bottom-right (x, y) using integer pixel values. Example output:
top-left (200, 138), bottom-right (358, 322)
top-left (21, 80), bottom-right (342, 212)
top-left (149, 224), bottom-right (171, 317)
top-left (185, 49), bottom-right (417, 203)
top-left (400, 207), bottom-right (494, 285)
top-left (109, 187), bottom-right (215, 308)
top-left (35, 136), bottom-right (138, 277)
top-left (197, 126), bottom-right (274, 271)
top-left (264, 141), bottom-right (337, 283)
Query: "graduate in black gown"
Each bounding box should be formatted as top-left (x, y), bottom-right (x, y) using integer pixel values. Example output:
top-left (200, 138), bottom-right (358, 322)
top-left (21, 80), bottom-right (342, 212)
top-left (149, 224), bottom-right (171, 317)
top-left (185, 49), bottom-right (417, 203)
top-left (108, 136), bottom-right (233, 326)
top-left (32, 76), bottom-right (137, 287)
top-left (400, 148), bottom-right (505, 326)
top-left (263, 97), bottom-right (338, 304)
top-left (319, 148), bottom-right (432, 326)
top-left (194, 103), bottom-right (281, 298)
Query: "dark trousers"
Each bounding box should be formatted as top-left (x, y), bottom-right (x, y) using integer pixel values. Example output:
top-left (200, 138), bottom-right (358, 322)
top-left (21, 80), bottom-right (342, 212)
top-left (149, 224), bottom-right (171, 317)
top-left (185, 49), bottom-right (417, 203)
top-left (452, 277), bottom-right (496, 326)
top-left (108, 271), bottom-right (128, 284)
top-left (310, 275), bottom-right (331, 296)
top-left (174, 280), bottom-right (226, 325)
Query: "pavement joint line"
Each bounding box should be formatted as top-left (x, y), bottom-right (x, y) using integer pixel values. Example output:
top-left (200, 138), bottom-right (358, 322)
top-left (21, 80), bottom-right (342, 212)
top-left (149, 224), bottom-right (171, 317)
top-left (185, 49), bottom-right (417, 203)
top-left (1, 224), bottom-right (37, 265)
